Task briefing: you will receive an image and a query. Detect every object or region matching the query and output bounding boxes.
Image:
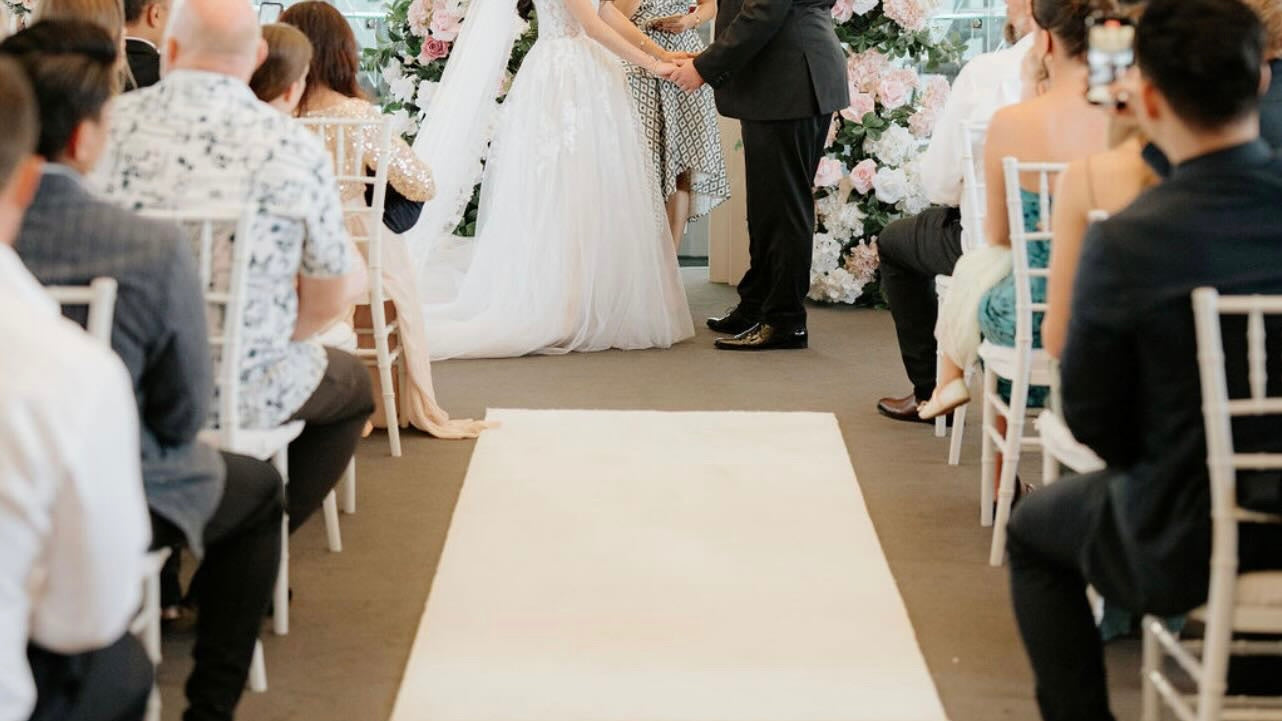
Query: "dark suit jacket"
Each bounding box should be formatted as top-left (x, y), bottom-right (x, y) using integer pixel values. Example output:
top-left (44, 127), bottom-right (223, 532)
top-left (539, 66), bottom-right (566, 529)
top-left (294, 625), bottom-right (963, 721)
top-left (125, 38), bottom-right (161, 91)
top-left (1062, 140), bottom-right (1282, 611)
top-left (693, 0), bottom-right (848, 121)
top-left (17, 167), bottom-right (223, 554)
top-left (1261, 59), bottom-right (1282, 152)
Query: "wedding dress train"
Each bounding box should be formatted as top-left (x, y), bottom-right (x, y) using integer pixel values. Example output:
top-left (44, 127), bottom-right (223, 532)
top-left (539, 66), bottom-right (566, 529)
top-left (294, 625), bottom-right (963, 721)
top-left (411, 0), bottom-right (695, 360)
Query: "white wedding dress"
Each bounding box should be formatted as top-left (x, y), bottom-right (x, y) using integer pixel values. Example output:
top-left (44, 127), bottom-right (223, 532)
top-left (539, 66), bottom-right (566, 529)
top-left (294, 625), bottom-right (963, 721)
top-left (412, 0), bottom-right (695, 360)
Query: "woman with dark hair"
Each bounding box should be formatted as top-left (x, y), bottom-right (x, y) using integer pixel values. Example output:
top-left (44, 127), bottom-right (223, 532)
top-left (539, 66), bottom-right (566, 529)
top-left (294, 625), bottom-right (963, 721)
top-left (920, 0), bottom-right (1113, 422)
top-left (282, 1), bottom-right (489, 440)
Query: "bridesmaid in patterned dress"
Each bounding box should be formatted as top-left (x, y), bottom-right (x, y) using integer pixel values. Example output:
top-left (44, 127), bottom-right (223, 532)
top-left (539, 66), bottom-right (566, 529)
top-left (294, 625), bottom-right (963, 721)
top-left (617, 0), bottom-right (729, 250)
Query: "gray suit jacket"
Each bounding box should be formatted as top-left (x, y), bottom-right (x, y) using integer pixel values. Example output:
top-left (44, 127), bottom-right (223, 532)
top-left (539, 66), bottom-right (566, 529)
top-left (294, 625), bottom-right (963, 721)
top-left (693, 0), bottom-right (849, 121)
top-left (18, 167), bottom-right (223, 554)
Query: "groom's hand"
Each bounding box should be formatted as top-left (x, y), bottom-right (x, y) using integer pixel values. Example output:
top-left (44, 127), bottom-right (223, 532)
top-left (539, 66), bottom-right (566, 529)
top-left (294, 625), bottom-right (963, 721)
top-left (670, 58), bottom-right (706, 93)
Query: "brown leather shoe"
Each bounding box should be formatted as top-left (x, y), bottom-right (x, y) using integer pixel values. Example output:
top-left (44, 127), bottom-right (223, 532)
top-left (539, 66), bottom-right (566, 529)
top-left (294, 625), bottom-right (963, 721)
top-left (876, 393), bottom-right (932, 425)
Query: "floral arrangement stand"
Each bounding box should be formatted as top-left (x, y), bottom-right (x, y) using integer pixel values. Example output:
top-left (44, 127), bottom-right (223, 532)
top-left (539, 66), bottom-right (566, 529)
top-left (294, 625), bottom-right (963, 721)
top-left (809, 0), bottom-right (959, 306)
top-left (363, 0), bottom-right (539, 236)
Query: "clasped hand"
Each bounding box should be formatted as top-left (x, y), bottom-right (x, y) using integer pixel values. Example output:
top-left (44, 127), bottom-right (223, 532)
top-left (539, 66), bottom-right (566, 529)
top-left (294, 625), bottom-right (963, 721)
top-left (651, 54), bottom-right (705, 92)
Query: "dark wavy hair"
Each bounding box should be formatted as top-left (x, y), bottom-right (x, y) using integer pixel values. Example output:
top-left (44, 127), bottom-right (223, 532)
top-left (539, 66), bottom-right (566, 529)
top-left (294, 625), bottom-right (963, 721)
top-left (280, 1), bottom-right (365, 110)
top-left (1033, 0), bottom-right (1120, 58)
top-left (0, 20), bottom-right (119, 160)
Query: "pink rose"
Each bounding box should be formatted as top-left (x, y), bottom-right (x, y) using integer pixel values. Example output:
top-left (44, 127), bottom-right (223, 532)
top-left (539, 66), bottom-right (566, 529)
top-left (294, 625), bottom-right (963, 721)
top-left (814, 157), bottom-right (844, 188)
top-left (419, 37), bottom-right (451, 62)
top-left (849, 159), bottom-right (877, 195)
top-left (883, 0), bottom-right (927, 31)
top-left (407, 0), bottom-right (432, 37)
top-left (429, 10), bottom-right (463, 41)
top-left (908, 108), bottom-right (936, 137)
top-left (831, 0), bottom-right (854, 22)
top-left (877, 77), bottom-right (912, 109)
top-left (847, 49), bottom-right (889, 95)
top-left (840, 91), bottom-right (876, 122)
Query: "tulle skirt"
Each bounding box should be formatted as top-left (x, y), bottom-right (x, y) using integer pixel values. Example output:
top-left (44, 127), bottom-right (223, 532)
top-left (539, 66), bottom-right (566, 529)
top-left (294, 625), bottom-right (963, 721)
top-left (418, 36), bottom-right (695, 360)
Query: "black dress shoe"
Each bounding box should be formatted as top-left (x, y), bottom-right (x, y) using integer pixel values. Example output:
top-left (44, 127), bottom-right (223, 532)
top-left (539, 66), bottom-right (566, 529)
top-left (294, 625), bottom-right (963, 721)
top-left (706, 309), bottom-right (759, 335)
top-left (714, 323), bottom-right (808, 351)
top-left (877, 393), bottom-right (932, 425)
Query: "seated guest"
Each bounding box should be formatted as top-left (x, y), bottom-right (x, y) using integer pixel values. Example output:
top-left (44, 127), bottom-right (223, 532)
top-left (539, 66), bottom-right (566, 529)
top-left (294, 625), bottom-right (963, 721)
top-left (123, 0), bottom-right (168, 90)
top-left (280, 1), bottom-right (488, 439)
top-left (874, 0), bottom-right (1035, 424)
top-left (917, 0), bottom-right (1112, 420)
top-left (248, 22), bottom-right (310, 115)
top-left (93, 0), bottom-right (374, 537)
top-left (32, 0), bottom-right (127, 77)
top-left (1006, 1), bottom-right (1282, 718)
top-left (1041, 121), bottom-right (1156, 358)
top-left (4, 20), bottom-right (284, 721)
top-left (0, 56), bottom-right (153, 721)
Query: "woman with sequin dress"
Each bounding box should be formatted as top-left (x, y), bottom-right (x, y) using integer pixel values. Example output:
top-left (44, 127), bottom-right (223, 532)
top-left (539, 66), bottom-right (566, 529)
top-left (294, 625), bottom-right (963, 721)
top-left (281, 2), bottom-right (490, 439)
top-left (617, 0), bottom-right (729, 249)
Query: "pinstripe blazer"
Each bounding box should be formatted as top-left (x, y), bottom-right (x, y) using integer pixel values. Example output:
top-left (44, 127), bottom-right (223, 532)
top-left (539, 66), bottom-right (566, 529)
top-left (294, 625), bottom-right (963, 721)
top-left (16, 166), bottom-right (223, 554)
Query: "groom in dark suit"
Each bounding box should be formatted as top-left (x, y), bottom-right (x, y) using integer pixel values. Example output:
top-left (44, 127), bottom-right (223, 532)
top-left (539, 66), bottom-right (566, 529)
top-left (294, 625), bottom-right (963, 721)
top-left (671, 0), bottom-right (847, 350)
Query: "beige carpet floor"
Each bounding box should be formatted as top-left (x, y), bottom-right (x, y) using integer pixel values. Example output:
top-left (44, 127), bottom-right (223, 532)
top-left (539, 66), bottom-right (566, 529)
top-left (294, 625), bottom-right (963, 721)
top-left (157, 270), bottom-right (1143, 721)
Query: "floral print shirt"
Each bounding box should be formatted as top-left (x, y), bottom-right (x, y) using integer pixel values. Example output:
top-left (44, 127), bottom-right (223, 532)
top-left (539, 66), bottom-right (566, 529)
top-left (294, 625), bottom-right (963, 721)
top-left (93, 70), bottom-right (353, 428)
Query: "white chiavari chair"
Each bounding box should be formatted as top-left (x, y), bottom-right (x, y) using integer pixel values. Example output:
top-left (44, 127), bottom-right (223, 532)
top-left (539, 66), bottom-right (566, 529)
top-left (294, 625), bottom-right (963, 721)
top-left (49, 278), bottom-right (177, 717)
top-left (937, 120), bottom-right (989, 463)
top-left (145, 207), bottom-right (343, 645)
top-left (983, 157), bottom-right (1065, 566)
top-left (300, 116), bottom-right (403, 471)
top-left (46, 277), bottom-right (117, 344)
top-left (1141, 288), bottom-right (1282, 721)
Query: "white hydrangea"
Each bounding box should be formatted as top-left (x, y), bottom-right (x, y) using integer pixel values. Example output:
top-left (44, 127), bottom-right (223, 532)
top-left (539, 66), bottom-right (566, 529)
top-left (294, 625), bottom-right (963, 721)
top-left (873, 166), bottom-right (910, 204)
top-left (898, 157), bottom-right (930, 214)
top-left (389, 75), bottom-right (418, 103)
top-left (863, 124), bottom-right (915, 167)
top-left (853, 0), bottom-right (878, 13)
top-left (381, 58), bottom-right (404, 85)
top-left (812, 232), bottom-right (844, 271)
top-left (838, 202), bottom-right (866, 240)
top-left (808, 267), bottom-right (866, 304)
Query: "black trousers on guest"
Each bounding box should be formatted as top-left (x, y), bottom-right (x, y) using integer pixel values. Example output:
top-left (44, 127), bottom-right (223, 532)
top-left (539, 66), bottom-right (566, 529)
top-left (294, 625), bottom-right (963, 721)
top-left (151, 452), bottom-right (282, 721)
top-left (877, 207), bottom-right (964, 400)
top-left (736, 115), bottom-right (832, 332)
top-left (1007, 471), bottom-right (1282, 721)
top-left (27, 633), bottom-right (152, 721)
top-left (286, 347), bottom-right (374, 533)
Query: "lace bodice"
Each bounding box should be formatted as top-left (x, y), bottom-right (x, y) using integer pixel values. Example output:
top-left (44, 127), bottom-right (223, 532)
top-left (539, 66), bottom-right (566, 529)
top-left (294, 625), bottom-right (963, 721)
top-left (534, 0), bottom-right (594, 38)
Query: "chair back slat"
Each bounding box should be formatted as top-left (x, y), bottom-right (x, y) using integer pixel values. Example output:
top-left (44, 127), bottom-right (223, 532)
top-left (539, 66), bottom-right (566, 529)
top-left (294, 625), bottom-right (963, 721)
top-left (47, 277), bottom-right (118, 346)
top-left (298, 117), bottom-right (392, 278)
top-left (141, 207), bottom-right (254, 441)
top-left (960, 121), bottom-right (990, 251)
top-left (1002, 157), bottom-right (1067, 353)
top-left (1249, 309), bottom-right (1268, 401)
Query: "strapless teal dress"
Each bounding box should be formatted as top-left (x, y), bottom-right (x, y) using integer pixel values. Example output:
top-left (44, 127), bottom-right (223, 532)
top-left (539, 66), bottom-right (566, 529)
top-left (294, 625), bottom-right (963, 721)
top-left (978, 189), bottom-right (1050, 406)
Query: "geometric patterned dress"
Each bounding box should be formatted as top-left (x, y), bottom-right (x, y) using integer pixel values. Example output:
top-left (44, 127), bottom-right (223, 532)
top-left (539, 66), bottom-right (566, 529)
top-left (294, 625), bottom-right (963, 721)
top-left (626, 0), bottom-right (731, 220)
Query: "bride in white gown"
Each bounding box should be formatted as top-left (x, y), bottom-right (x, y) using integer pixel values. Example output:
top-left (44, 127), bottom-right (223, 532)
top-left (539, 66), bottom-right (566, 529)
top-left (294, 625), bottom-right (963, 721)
top-left (407, 0), bottom-right (697, 359)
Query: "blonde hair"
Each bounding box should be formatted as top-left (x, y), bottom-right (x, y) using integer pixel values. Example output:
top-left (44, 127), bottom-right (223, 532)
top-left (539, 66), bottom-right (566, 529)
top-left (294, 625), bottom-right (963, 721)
top-left (1241, 0), bottom-right (1282, 58)
top-left (250, 23), bottom-right (313, 105)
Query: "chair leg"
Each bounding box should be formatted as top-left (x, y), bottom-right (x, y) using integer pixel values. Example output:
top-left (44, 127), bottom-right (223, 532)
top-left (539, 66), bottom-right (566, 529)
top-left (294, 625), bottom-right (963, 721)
top-left (989, 418), bottom-right (1024, 567)
top-left (341, 458), bottom-right (356, 514)
top-left (980, 367), bottom-right (997, 527)
top-left (248, 640), bottom-right (268, 693)
top-left (1140, 617), bottom-right (1160, 721)
top-left (271, 451), bottom-right (289, 636)
top-left (323, 491), bottom-right (342, 552)
top-left (949, 401), bottom-right (968, 466)
top-left (273, 513), bottom-right (289, 636)
top-left (371, 295), bottom-right (402, 457)
top-left (934, 348), bottom-right (947, 439)
top-left (145, 688), bottom-right (162, 721)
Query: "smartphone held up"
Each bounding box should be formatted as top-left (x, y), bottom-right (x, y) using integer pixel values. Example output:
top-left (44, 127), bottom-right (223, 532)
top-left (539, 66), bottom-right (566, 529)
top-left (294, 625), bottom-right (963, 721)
top-left (1086, 14), bottom-right (1136, 107)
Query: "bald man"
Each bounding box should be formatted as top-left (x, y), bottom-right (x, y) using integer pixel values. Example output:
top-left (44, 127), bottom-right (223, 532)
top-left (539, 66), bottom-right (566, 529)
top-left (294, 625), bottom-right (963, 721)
top-left (92, 2), bottom-right (376, 720)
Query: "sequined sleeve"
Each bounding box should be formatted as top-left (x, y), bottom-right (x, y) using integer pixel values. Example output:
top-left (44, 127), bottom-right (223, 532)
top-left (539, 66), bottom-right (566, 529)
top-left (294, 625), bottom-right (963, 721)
top-left (354, 100), bottom-right (436, 202)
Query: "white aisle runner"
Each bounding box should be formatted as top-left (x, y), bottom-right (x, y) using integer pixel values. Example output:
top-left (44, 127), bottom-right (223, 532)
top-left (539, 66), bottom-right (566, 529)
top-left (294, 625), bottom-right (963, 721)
top-left (390, 409), bottom-right (948, 721)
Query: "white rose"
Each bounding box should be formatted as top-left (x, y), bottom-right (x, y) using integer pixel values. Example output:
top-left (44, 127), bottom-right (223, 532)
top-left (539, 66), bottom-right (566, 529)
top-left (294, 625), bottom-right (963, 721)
top-left (864, 124), bottom-right (915, 167)
top-left (381, 58), bottom-right (404, 85)
top-left (415, 79), bottom-right (439, 109)
top-left (389, 75), bottom-right (417, 103)
top-left (853, 0), bottom-right (878, 13)
top-left (389, 109), bottom-right (413, 135)
top-left (873, 166), bottom-right (910, 204)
